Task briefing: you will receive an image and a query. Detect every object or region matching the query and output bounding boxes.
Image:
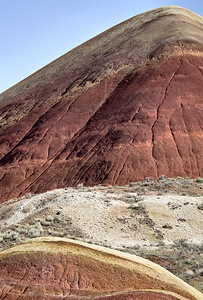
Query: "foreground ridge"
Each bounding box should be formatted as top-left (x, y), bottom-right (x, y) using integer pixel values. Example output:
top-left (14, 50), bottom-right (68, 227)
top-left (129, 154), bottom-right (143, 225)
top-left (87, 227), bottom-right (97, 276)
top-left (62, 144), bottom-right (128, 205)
top-left (0, 237), bottom-right (202, 299)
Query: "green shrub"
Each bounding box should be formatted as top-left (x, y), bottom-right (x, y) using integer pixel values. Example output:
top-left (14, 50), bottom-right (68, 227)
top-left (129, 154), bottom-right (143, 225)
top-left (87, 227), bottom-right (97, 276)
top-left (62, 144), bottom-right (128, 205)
top-left (76, 183), bottom-right (84, 189)
top-left (144, 177), bottom-right (154, 182)
top-left (177, 176), bottom-right (184, 180)
top-left (162, 223), bottom-right (173, 229)
top-left (129, 182), bottom-right (137, 186)
top-left (137, 187), bottom-right (147, 194)
top-left (54, 217), bottom-right (62, 223)
top-left (157, 175), bottom-right (165, 181)
top-left (25, 193), bottom-right (33, 199)
top-left (48, 229), bottom-right (65, 237)
top-left (27, 227), bottom-right (43, 238)
top-left (3, 230), bottom-right (19, 241)
top-left (128, 202), bottom-right (145, 211)
top-left (40, 219), bottom-right (51, 226)
top-left (195, 177), bottom-right (203, 183)
top-left (45, 215), bottom-right (54, 222)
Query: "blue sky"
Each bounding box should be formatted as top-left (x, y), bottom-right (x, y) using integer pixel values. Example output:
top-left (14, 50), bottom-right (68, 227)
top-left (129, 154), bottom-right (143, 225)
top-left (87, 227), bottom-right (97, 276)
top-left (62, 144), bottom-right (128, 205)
top-left (0, 0), bottom-right (202, 93)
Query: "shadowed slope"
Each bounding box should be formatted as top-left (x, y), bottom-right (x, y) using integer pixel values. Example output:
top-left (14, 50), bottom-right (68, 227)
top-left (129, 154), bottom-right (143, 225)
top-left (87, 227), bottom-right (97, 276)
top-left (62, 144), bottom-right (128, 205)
top-left (0, 237), bottom-right (202, 299)
top-left (0, 6), bottom-right (203, 202)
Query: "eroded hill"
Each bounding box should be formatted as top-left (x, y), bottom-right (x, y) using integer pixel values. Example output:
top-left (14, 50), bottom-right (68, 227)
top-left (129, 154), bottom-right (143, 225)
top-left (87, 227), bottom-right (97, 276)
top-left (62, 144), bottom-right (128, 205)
top-left (0, 237), bottom-right (202, 299)
top-left (0, 6), bottom-right (203, 202)
top-left (0, 177), bottom-right (202, 292)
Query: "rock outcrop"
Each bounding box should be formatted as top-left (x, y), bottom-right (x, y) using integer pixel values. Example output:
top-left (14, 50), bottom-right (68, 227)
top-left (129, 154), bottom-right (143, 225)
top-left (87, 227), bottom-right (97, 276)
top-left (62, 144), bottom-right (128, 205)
top-left (0, 6), bottom-right (203, 202)
top-left (0, 237), bottom-right (202, 299)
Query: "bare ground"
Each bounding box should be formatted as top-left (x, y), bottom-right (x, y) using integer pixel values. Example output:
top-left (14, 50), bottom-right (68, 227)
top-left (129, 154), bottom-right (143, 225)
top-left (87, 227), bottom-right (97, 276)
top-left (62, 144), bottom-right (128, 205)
top-left (0, 176), bottom-right (202, 291)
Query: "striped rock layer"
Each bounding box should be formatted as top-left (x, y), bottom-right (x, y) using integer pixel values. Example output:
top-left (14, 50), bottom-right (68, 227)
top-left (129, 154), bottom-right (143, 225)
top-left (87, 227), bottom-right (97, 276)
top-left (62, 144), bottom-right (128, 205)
top-left (0, 6), bottom-right (203, 202)
top-left (0, 237), bottom-right (202, 299)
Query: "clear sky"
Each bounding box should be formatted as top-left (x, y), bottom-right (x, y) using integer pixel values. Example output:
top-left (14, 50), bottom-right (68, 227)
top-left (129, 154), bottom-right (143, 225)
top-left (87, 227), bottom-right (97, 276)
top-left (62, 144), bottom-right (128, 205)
top-left (0, 0), bottom-right (202, 93)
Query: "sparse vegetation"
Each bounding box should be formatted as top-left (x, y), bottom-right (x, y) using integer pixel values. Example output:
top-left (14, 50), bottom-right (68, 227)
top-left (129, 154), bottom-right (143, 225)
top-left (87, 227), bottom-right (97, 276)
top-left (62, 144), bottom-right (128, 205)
top-left (3, 230), bottom-right (19, 241)
top-left (162, 223), bottom-right (173, 229)
top-left (177, 176), bottom-right (184, 180)
top-left (157, 175), bottom-right (165, 181)
top-left (197, 203), bottom-right (203, 210)
top-left (24, 193), bottom-right (33, 199)
top-left (195, 177), bottom-right (203, 183)
top-left (148, 233), bottom-right (162, 242)
top-left (0, 234), bottom-right (4, 243)
top-left (128, 202), bottom-right (145, 211)
top-left (0, 177), bottom-right (202, 291)
top-left (40, 219), bottom-right (51, 226)
top-left (45, 215), bottom-right (54, 222)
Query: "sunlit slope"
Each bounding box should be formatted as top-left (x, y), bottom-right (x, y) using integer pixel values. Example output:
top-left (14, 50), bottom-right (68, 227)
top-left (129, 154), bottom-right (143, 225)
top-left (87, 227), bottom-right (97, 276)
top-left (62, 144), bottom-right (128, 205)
top-left (0, 237), bottom-right (202, 299)
top-left (0, 6), bottom-right (202, 202)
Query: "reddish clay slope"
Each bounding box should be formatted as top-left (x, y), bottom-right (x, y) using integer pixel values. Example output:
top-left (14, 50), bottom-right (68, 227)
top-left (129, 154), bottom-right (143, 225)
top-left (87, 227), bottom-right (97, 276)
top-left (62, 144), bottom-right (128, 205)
top-left (0, 237), bottom-right (202, 299)
top-left (0, 6), bottom-right (203, 202)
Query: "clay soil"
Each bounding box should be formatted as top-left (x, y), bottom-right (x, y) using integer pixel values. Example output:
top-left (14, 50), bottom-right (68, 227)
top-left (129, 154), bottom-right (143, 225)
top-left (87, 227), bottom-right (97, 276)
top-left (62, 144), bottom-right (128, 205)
top-left (0, 177), bottom-right (202, 292)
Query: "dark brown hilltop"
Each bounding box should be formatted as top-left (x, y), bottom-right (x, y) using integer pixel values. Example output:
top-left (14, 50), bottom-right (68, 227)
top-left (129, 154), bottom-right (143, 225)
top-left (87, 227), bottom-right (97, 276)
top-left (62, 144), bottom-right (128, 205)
top-left (0, 6), bottom-right (203, 202)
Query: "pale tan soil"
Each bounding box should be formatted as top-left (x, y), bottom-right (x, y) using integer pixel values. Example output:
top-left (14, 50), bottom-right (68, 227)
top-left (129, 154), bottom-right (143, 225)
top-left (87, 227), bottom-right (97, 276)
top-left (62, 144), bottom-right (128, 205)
top-left (0, 177), bottom-right (202, 291)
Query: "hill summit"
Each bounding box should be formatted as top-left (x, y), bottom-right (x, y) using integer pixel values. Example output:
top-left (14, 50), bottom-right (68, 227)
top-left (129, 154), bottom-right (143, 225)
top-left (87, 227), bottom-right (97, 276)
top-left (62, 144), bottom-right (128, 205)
top-left (0, 6), bottom-right (203, 202)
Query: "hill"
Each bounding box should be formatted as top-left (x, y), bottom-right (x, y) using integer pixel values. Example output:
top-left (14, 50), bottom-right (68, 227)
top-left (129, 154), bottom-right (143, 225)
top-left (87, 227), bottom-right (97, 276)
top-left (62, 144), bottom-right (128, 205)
top-left (0, 237), bottom-right (202, 299)
top-left (0, 178), bottom-right (202, 292)
top-left (0, 6), bottom-right (203, 202)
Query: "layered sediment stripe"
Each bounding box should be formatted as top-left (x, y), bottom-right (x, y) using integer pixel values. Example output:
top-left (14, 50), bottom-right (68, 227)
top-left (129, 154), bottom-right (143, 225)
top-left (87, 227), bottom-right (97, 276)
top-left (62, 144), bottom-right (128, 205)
top-left (0, 237), bottom-right (202, 299)
top-left (0, 7), bottom-right (203, 202)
